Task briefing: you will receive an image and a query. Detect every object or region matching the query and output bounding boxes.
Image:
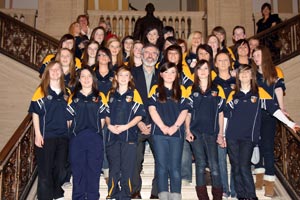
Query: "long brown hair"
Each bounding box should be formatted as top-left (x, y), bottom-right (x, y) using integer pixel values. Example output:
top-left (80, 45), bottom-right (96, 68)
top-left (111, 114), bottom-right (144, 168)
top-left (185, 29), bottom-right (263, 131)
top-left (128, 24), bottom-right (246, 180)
top-left (110, 65), bottom-right (135, 94)
top-left (55, 48), bottom-right (76, 88)
top-left (253, 46), bottom-right (277, 86)
top-left (234, 64), bottom-right (258, 97)
top-left (40, 61), bottom-right (66, 96)
top-left (106, 37), bottom-right (124, 67)
top-left (82, 40), bottom-right (99, 67)
top-left (192, 59), bottom-right (212, 93)
top-left (73, 67), bottom-right (99, 97)
top-left (157, 62), bottom-right (181, 103)
top-left (128, 40), bottom-right (143, 67)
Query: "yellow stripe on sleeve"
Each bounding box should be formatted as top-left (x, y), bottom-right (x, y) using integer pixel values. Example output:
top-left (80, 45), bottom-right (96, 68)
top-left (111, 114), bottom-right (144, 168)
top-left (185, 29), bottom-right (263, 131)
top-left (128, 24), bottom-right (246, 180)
top-left (258, 87), bottom-right (272, 100)
top-left (133, 89), bottom-right (144, 104)
top-left (99, 92), bottom-right (107, 105)
top-left (42, 54), bottom-right (55, 64)
top-left (275, 66), bottom-right (284, 79)
top-left (31, 87), bottom-right (45, 101)
top-left (148, 85), bottom-right (158, 98)
top-left (75, 58), bottom-right (82, 70)
top-left (67, 94), bottom-right (74, 105)
top-left (180, 85), bottom-right (188, 98)
top-left (186, 86), bottom-right (192, 97)
top-left (217, 85), bottom-right (226, 99)
top-left (226, 91), bottom-right (235, 104)
top-left (182, 62), bottom-right (194, 82)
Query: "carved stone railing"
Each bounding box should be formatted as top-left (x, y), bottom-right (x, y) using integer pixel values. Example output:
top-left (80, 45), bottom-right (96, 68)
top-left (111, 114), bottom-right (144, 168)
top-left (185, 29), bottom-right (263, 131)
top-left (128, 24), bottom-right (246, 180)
top-left (87, 10), bottom-right (205, 39)
top-left (0, 114), bottom-right (36, 200)
top-left (275, 122), bottom-right (300, 200)
top-left (0, 11), bottom-right (59, 72)
top-left (249, 14), bottom-right (300, 65)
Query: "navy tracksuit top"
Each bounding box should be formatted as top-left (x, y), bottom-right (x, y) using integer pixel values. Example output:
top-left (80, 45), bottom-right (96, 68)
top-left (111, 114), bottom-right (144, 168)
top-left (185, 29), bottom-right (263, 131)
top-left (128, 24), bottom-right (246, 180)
top-left (187, 85), bottom-right (226, 135)
top-left (106, 89), bottom-right (146, 143)
top-left (225, 88), bottom-right (279, 144)
top-left (67, 91), bottom-right (107, 136)
top-left (29, 86), bottom-right (68, 138)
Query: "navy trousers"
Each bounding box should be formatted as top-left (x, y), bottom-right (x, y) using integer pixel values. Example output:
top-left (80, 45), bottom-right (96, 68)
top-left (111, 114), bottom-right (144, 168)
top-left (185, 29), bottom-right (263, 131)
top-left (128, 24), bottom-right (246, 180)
top-left (69, 130), bottom-right (104, 200)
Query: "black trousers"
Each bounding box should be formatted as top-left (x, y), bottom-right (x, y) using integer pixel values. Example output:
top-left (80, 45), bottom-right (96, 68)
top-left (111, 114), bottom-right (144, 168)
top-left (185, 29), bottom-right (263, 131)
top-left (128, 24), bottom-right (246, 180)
top-left (131, 132), bottom-right (158, 196)
top-left (35, 136), bottom-right (69, 200)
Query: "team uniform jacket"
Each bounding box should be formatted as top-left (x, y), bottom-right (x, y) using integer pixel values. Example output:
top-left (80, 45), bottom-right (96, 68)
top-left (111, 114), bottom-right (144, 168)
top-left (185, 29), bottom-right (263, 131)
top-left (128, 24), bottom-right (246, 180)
top-left (186, 85), bottom-right (226, 135)
top-left (94, 67), bottom-right (114, 96)
top-left (106, 89), bottom-right (146, 143)
top-left (29, 86), bottom-right (68, 138)
top-left (225, 87), bottom-right (279, 143)
top-left (66, 92), bottom-right (107, 136)
top-left (256, 67), bottom-right (285, 104)
top-left (148, 85), bottom-right (190, 138)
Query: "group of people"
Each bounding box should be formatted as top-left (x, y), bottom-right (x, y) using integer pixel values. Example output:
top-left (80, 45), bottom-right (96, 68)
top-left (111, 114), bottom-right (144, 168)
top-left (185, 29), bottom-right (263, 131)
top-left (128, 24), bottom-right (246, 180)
top-left (29, 2), bottom-right (299, 200)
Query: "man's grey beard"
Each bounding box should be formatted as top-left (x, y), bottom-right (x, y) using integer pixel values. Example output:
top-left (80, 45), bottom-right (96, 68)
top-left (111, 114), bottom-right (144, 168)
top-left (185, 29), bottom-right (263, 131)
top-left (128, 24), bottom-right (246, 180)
top-left (142, 58), bottom-right (157, 67)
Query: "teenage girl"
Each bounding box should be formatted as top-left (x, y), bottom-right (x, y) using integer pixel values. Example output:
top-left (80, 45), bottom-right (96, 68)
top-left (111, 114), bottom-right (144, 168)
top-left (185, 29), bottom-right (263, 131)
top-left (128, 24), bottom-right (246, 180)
top-left (55, 48), bottom-right (77, 92)
top-left (185, 59), bottom-right (225, 200)
top-left (39, 34), bottom-right (81, 76)
top-left (81, 40), bottom-right (99, 68)
top-left (94, 46), bottom-right (114, 96)
top-left (213, 52), bottom-right (236, 199)
top-left (206, 34), bottom-right (220, 60)
top-left (106, 37), bottom-right (123, 71)
top-left (148, 62), bottom-right (190, 200)
top-left (252, 46), bottom-right (286, 197)
top-left (90, 26), bottom-right (106, 47)
top-left (68, 21), bottom-right (89, 59)
top-left (225, 64), bottom-right (299, 200)
top-left (105, 66), bottom-right (145, 200)
top-left (122, 36), bottom-right (134, 62)
top-left (67, 67), bottom-right (106, 199)
top-left (29, 61), bottom-right (69, 200)
top-left (128, 40), bottom-right (144, 68)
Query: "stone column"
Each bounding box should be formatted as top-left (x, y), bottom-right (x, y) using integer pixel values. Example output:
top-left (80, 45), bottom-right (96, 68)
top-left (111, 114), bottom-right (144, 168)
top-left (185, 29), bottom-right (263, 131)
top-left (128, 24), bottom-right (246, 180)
top-left (207, 0), bottom-right (253, 46)
top-left (37, 0), bottom-right (86, 39)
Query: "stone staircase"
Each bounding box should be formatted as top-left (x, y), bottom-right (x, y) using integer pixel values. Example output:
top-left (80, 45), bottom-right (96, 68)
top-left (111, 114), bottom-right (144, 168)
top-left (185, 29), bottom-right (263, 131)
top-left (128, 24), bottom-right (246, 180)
top-left (61, 149), bottom-right (288, 200)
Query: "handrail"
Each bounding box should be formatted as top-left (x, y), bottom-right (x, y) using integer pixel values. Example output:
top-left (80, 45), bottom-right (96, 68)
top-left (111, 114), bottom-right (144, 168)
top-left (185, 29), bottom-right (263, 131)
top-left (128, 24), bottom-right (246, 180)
top-left (275, 122), bottom-right (300, 200)
top-left (0, 11), bottom-right (59, 72)
top-left (0, 114), bottom-right (36, 200)
top-left (248, 14), bottom-right (300, 65)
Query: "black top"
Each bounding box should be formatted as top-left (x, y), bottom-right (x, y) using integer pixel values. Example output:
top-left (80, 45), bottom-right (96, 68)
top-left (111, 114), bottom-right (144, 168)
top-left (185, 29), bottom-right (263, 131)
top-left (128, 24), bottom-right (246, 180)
top-left (256, 14), bottom-right (281, 33)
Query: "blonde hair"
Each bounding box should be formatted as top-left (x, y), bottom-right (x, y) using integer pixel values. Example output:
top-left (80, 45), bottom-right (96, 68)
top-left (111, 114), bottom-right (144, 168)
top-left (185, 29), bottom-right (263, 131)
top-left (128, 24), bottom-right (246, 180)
top-left (187, 31), bottom-right (202, 54)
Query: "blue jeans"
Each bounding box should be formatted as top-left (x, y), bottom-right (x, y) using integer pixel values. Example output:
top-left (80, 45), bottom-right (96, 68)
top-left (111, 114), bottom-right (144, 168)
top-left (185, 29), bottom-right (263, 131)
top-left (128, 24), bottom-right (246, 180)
top-left (218, 146), bottom-right (236, 197)
top-left (153, 135), bottom-right (183, 193)
top-left (227, 139), bottom-right (256, 199)
top-left (191, 133), bottom-right (222, 188)
top-left (181, 138), bottom-right (193, 182)
top-left (255, 112), bottom-right (276, 176)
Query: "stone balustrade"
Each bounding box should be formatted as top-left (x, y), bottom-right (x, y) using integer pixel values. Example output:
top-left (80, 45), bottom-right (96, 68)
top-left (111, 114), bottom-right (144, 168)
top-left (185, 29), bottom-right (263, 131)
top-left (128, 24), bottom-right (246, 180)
top-left (83, 10), bottom-right (205, 39)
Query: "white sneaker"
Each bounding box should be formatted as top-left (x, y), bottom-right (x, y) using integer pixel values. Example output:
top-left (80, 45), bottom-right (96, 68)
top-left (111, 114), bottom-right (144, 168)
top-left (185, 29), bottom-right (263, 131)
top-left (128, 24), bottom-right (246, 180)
top-left (61, 182), bottom-right (72, 190)
top-left (181, 179), bottom-right (192, 186)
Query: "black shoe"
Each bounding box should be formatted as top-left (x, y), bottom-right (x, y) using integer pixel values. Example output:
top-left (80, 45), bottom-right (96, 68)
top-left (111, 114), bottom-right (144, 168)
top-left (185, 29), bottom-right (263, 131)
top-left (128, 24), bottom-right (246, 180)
top-left (131, 191), bottom-right (142, 199)
top-left (150, 194), bottom-right (159, 199)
